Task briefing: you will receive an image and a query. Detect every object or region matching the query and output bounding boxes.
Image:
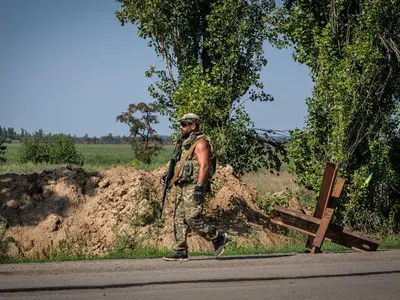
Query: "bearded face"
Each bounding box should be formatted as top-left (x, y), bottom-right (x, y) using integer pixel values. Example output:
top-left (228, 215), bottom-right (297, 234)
top-left (180, 121), bottom-right (196, 139)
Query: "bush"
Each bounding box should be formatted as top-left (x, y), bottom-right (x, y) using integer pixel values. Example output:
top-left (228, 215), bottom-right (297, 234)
top-left (17, 132), bottom-right (84, 165)
top-left (47, 135), bottom-right (84, 165)
top-left (0, 136), bottom-right (6, 163)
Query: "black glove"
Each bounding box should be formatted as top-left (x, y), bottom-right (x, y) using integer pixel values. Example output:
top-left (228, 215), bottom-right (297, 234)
top-left (194, 184), bottom-right (205, 202)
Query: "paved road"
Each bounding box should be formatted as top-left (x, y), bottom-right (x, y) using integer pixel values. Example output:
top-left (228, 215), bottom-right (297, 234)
top-left (1, 250), bottom-right (399, 299)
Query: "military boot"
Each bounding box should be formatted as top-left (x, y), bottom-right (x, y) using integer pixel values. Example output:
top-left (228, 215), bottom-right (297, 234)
top-left (163, 250), bottom-right (189, 261)
top-left (213, 233), bottom-right (229, 257)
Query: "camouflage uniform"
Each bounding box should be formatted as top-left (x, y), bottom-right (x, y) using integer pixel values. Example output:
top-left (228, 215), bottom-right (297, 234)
top-left (172, 132), bottom-right (218, 252)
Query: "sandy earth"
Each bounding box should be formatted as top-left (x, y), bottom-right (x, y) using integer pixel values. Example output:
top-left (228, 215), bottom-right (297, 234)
top-left (0, 164), bottom-right (295, 259)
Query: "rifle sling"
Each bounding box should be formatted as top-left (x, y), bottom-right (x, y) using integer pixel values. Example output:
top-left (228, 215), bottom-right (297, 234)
top-left (169, 137), bottom-right (205, 188)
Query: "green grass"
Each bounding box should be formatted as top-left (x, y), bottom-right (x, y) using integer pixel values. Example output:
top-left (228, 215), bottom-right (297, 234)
top-left (380, 234), bottom-right (400, 249)
top-left (2, 235), bottom-right (399, 264)
top-left (2, 143), bottom-right (19, 163)
top-left (1, 143), bottom-right (174, 174)
top-left (76, 144), bottom-right (135, 166)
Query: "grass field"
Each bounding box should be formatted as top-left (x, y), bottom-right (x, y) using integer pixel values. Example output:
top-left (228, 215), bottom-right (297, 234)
top-left (1, 143), bottom-right (175, 174)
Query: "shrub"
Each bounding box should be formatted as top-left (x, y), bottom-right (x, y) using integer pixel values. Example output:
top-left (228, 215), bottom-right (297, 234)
top-left (0, 136), bottom-right (6, 163)
top-left (17, 131), bottom-right (84, 165)
top-left (47, 134), bottom-right (84, 165)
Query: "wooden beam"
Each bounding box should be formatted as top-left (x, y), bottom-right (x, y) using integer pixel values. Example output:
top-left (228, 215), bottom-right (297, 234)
top-left (271, 205), bottom-right (380, 252)
top-left (326, 223), bottom-right (380, 251)
top-left (272, 205), bottom-right (321, 236)
top-left (306, 163), bottom-right (338, 248)
top-left (311, 177), bottom-right (345, 253)
top-left (314, 163), bottom-right (338, 218)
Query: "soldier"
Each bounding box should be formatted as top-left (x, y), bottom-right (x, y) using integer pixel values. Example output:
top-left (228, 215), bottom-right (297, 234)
top-left (162, 113), bottom-right (228, 261)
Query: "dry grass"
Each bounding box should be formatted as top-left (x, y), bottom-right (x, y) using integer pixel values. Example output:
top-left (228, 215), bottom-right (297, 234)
top-left (241, 168), bottom-right (317, 212)
top-left (241, 169), bottom-right (300, 196)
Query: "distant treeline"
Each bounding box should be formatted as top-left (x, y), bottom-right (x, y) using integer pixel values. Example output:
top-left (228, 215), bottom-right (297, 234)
top-left (0, 125), bottom-right (287, 144)
top-left (0, 126), bottom-right (172, 145)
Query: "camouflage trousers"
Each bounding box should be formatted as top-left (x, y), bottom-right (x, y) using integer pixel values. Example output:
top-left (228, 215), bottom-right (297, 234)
top-left (173, 182), bottom-right (218, 252)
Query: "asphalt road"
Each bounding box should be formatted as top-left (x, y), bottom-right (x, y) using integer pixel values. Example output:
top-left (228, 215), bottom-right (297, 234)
top-left (1, 250), bottom-right (399, 299)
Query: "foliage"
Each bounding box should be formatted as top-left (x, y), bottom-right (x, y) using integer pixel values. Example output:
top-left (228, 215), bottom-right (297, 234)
top-left (0, 135), bottom-right (6, 163)
top-left (0, 216), bottom-right (24, 262)
top-left (254, 193), bottom-right (289, 216)
top-left (17, 130), bottom-right (84, 165)
top-left (116, 102), bottom-right (163, 164)
top-left (115, 0), bottom-right (286, 175)
top-left (0, 125), bottom-right (162, 145)
top-left (0, 126), bottom-right (27, 142)
top-left (268, 0), bottom-right (400, 232)
top-left (131, 181), bottom-right (161, 226)
top-left (2, 143), bottom-right (175, 175)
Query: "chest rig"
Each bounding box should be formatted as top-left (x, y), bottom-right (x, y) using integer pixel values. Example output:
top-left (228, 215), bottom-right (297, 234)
top-left (174, 132), bottom-right (215, 184)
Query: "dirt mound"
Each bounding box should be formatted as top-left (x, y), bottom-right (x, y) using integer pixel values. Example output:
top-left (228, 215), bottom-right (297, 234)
top-left (0, 164), bottom-right (287, 259)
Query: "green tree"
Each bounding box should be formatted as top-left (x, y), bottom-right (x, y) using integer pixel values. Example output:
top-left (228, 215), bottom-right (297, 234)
top-left (83, 133), bottom-right (89, 144)
top-left (115, 0), bottom-right (286, 176)
top-left (18, 131), bottom-right (84, 165)
top-left (269, 0), bottom-right (400, 232)
top-left (20, 128), bottom-right (27, 140)
top-left (0, 135), bottom-right (6, 163)
top-left (117, 102), bottom-right (163, 164)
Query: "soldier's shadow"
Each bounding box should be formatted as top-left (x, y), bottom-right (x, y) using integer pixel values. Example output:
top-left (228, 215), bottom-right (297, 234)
top-left (206, 195), bottom-right (288, 236)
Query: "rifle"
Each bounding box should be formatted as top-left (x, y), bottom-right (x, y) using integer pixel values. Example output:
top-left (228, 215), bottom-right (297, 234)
top-left (159, 158), bottom-right (176, 219)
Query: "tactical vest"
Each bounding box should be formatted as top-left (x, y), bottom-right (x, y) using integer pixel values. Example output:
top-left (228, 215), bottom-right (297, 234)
top-left (175, 132), bottom-right (216, 184)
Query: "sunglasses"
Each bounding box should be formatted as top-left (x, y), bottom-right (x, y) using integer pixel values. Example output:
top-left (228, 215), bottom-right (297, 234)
top-left (180, 122), bottom-right (193, 127)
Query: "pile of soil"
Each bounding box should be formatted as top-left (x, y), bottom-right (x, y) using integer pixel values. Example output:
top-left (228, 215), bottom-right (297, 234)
top-left (0, 164), bottom-right (290, 259)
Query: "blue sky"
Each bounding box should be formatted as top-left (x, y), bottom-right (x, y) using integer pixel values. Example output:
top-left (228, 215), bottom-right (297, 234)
top-left (1, 0), bottom-right (314, 137)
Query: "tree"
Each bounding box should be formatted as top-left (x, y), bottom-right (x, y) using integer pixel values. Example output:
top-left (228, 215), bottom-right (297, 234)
top-left (117, 102), bottom-right (163, 164)
top-left (20, 128), bottom-right (27, 140)
top-left (83, 133), bottom-right (90, 144)
top-left (0, 135), bottom-right (6, 163)
top-left (115, 0), bottom-right (286, 176)
top-left (0, 126), bottom-right (29, 142)
top-left (268, 0), bottom-right (400, 232)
